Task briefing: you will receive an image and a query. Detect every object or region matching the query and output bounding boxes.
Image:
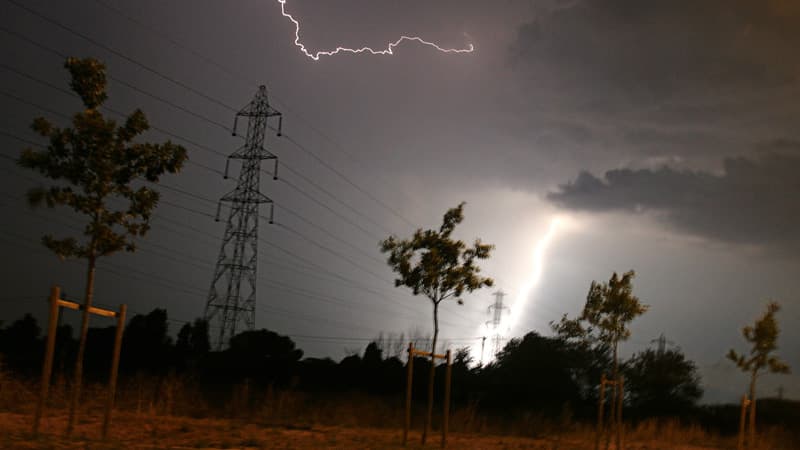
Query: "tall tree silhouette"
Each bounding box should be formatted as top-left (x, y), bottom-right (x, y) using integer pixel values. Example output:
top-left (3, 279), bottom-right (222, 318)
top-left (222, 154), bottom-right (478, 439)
top-left (623, 347), bottom-right (702, 416)
top-left (380, 202), bottom-right (493, 443)
top-left (176, 319), bottom-right (210, 371)
top-left (17, 57), bottom-right (187, 434)
top-left (122, 309), bottom-right (173, 374)
top-left (727, 301), bottom-right (790, 444)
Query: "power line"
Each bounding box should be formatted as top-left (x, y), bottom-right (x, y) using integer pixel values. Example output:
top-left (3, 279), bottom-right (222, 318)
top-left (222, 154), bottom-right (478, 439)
top-left (1, 15), bottom-right (416, 230)
top-left (272, 221), bottom-right (392, 285)
top-left (0, 61), bottom-right (394, 273)
top-left (88, 0), bottom-right (358, 161)
top-left (1, 27), bottom-right (410, 245)
top-left (274, 169), bottom-right (387, 240)
top-left (0, 60), bottom-right (236, 170)
top-left (3, 0), bottom-right (238, 114)
top-left (0, 169), bottom-right (471, 331)
top-left (0, 160), bottom-right (477, 330)
top-left (280, 132), bottom-right (416, 229)
top-left (0, 16), bottom-right (492, 336)
top-left (1, 147), bottom-right (400, 312)
top-left (0, 228), bottom-right (388, 336)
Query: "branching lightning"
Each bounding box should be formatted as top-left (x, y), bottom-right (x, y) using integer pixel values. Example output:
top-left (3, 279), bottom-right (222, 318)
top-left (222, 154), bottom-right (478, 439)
top-left (277, 0), bottom-right (474, 61)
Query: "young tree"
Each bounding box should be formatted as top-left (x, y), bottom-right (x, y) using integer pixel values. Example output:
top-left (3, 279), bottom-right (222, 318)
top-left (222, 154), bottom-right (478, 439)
top-left (552, 270), bottom-right (647, 448)
top-left (554, 270), bottom-right (648, 382)
top-left (380, 202), bottom-right (493, 443)
top-left (17, 57), bottom-right (187, 435)
top-left (727, 301), bottom-right (790, 443)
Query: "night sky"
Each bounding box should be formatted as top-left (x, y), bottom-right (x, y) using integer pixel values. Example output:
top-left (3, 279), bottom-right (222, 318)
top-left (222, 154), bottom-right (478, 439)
top-left (1, 0), bottom-right (798, 403)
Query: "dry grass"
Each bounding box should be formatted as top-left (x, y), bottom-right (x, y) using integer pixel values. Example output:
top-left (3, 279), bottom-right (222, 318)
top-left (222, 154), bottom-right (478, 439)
top-left (0, 410), bottom-right (743, 450)
top-left (1, 370), bottom-right (796, 449)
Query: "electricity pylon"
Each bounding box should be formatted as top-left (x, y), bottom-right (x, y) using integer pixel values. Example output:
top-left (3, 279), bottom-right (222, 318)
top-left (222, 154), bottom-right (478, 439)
top-left (205, 85), bottom-right (282, 349)
top-left (486, 290), bottom-right (508, 356)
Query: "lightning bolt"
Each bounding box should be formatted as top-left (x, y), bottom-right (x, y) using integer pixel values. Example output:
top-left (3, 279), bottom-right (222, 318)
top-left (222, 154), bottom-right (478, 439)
top-left (474, 217), bottom-right (562, 363)
top-left (504, 217), bottom-right (561, 333)
top-left (277, 0), bottom-right (475, 61)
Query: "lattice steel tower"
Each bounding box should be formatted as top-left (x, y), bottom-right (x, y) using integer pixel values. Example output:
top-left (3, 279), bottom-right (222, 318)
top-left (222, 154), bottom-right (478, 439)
top-left (486, 290), bottom-right (508, 356)
top-left (205, 85), bottom-right (282, 349)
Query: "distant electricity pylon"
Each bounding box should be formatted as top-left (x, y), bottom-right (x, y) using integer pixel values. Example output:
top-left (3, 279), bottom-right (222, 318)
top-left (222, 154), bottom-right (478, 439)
top-left (486, 290), bottom-right (508, 356)
top-left (205, 85), bottom-right (282, 349)
top-left (651, 333), bottom-right (676, 356)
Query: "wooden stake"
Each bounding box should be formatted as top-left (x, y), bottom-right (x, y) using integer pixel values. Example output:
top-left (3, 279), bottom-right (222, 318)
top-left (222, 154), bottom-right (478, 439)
top-left (595, 374), bottom-right (606, 450)
top-left (33, 286), bottom-right (60, 436)
top-left (748, 395), bottom-right (756, 450)
top-left (441, 349), bottom-right (452, 449)
top-left (102, 304), bottom-right (126, 439)
top-left (616, 376), bottom-right (624, 450)
top-left (403, 342), bottom-right (414, 446)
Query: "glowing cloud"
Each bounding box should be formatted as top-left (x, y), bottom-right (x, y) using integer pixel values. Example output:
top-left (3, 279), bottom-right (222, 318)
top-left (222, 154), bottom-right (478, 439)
top-left (277, 0), bottom-right (475, 61)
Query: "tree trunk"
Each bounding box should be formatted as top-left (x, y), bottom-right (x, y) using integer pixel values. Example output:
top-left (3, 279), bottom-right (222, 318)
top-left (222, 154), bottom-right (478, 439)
top-left (422, 300), bottom-right (439, 445)
top-left (66, 251), bottom-right (96, 436)
top-left (607, 341), bottom-right (619, 450)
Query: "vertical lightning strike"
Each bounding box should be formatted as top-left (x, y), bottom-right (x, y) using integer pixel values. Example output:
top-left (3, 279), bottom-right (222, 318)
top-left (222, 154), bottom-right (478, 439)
top-left (504, 217), bottom-right (561, 333)
top-left (277, 0), bottom-right (475, 61)
top-left (474, 217), bottom-right (562, 362)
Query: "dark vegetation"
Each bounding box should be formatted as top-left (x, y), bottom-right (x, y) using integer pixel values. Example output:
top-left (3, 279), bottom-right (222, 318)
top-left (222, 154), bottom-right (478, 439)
top-left (1, 309), bottom-right (798, 436)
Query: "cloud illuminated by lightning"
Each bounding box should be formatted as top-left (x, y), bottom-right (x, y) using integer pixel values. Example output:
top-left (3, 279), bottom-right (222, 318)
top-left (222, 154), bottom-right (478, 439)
top-left (277, 0), bottom-right (475, 61)
top-left (475, 217), bottom-right (562, 363)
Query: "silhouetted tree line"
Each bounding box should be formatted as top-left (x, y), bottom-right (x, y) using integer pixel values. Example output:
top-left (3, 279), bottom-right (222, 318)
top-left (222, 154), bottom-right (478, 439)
top-left (1, 310), bottom-right (797, 429)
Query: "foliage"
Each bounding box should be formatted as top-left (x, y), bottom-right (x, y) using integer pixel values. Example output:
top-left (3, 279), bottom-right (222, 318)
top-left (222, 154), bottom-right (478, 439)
top-left (18, 57), bottom-right (187, 260)
top-left (380, 202), bottom-right (494, 349)
top-left (623, 347), bottom-right (703, 417)
top-left (0, 314), bottom-right (41, 376)
top-left (483, 332), bottom-right (586, 414)
top-left (727, 301), bottom-right (790, 379)
top-left (122, 308), bottom-right (174, 374)
top-left (176, 319), bottom-right (211, 362)
top-left (380, 202), bottom-right (494, 303)
top-left (553, 270), bottom-right (648, 378)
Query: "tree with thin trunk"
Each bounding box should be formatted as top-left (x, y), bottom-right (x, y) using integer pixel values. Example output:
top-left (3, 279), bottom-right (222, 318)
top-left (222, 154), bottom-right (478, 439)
top-left (553, 270), bottom-right (647, 448)
top-left (727, 301), bottom-right (790, 447)
top-left (18, 57), bottom-right (187, 436)
top-left (380, 202), bottom-right (493, 444)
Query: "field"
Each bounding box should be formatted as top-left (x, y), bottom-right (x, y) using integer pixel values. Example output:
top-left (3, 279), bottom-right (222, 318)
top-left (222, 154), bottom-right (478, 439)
top-left (0, 410), bottom-right (753, 450)
top-left (2, 372), bottom-right (796, 449)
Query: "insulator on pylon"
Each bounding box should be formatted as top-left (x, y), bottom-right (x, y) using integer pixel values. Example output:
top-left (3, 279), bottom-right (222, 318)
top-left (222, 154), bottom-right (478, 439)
top-left (277, 116), bottom-right (283, 137)
top-left (273, 160), bottom-right (279, 181)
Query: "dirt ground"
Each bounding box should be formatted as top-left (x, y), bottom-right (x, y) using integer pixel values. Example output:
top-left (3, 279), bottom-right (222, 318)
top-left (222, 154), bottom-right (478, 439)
top-left (0, 411), bottom-right (731, 449)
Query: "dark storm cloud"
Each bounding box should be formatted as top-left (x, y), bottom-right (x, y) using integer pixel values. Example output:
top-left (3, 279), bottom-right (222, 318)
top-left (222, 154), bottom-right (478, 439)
top-left (499, 0), bottom-right (800, 172)
top-left (511, 0), bottom-right (800, 96)
top-left (548, 151), bottom-right (800, 252)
